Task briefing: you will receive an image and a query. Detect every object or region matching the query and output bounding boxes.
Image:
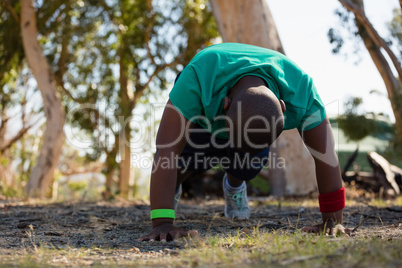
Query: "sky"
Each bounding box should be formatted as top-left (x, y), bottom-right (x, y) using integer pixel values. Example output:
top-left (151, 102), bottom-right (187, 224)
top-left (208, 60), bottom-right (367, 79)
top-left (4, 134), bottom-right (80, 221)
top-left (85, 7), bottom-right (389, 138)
top-left (266, 0), bottom-right (399, 121)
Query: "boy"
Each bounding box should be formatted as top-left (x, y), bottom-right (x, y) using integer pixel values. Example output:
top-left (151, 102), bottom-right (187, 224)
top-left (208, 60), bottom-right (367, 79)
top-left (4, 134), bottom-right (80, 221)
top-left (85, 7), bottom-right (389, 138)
top-left (139, 43), bottom-right (348, 242)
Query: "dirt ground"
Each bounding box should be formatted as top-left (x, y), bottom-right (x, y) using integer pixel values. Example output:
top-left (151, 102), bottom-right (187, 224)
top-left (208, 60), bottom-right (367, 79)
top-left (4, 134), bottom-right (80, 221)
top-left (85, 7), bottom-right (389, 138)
top-left (0, 196), bottom-right (401, 266)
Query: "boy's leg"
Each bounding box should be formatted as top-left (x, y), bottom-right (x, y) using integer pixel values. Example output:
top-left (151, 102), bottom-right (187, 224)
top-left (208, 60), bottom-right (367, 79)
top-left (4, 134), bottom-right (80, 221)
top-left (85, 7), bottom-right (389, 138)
top-left (222, 147), bottom-right (270, 219)
top-left (222, 173), bottom-right (249, 219)
top-left (224, 146), bottom-right (270, 182)
top-left (226, 173), bottom-right (244, 187)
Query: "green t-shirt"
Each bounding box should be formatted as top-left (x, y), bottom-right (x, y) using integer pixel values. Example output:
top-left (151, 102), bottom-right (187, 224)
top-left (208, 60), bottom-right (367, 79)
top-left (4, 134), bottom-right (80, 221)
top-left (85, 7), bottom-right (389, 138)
top-left (169, 43), bottom-right (326, 139)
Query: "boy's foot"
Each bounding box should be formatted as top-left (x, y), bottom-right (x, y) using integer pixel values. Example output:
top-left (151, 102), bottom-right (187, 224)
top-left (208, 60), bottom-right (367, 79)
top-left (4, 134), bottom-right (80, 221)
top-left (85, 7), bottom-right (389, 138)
top-left (174, 184), bottom-right (182, 211)
top-left (223, 175), bottom-right (250, 220)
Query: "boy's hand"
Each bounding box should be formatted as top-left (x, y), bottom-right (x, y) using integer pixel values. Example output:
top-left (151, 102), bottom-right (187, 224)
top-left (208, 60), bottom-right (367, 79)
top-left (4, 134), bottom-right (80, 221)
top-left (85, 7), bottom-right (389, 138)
top-left (140, 100), bottom-right (197, 242)
top-left (302, 209), bottom-right (350, 235)
top-left (138, 222), bottom-right (198, 242)
top-left (302, 222), bottom-right (351, 236)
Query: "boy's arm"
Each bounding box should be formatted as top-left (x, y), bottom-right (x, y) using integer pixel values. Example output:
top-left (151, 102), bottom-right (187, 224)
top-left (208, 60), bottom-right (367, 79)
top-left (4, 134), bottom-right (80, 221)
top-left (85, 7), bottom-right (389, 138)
top-left (300, 116), bottom-right (349, 234)
top-left (139, 100), bottom-right (197, 241)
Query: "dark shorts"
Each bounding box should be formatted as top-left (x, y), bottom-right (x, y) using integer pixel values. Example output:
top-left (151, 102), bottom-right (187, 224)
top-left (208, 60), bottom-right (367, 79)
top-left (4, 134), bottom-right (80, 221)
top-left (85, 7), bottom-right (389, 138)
top-left (178, 124), bottom-right (270, 181)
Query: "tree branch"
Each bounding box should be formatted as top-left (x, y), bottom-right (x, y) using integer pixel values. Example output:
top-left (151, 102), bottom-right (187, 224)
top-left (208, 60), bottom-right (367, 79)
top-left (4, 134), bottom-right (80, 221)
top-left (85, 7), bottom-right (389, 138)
top-left (1, 0), bottom-right (20, 23)
top-left (54, 73), bottom-right (81, 103)
top-left (0, 116), bottom-right (42, 154)
top-left (118, 44), bottom-right (134, 106)
top-left (40, 3), bottom-right (67, 36)
top-left (133, 58), bottom-right (179, 105)
top-left (53, 72), bottom-right (115, 136)
top-left (37, 1), bottom-right (67, 36)
top-left (99, 0), bottom-right (119, 25)
top-left (0, 110), bottom-right (10, 137)
top-left (144, 2), bottom-right (157, 67)
top-left (0, 84), bottom-right (31, 151)
top-left (55, 21), bottom-right (70, 84)
top-left (339, 0), bottom-right (402, 79)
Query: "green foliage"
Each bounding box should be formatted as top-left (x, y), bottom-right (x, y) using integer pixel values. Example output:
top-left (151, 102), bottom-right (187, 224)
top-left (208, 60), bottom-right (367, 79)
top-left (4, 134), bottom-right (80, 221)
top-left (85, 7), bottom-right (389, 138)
top-left (0, 182), bottom-right (19, 197)
top-left (329, 5), bottom-right (401, 63)
top-left (337, 97), bottom-right (376, 143)
top-left (327, 28), bottom-right (344, 54)
top-left (0, 1), bottom-right (26, 119)
top-left (0, 0), bottom-right (220, 195)
top-left (328, 2), bottom-right (402, 154)
top-left (249, 175), bottom-right (270, 194)
top-left (337, 151), bottom-right (372, 172)
top-left (44, 0), bottom-right (219, 164)
top-left (179, 0), bottom-right (219, 64)
top-left (67, 181), bottom-right (87, 192)
top-left (0, 0), bottom-right (23, 87)
top-left (337, 114), bottom-right (372, 143)
top-left (327, 8), bottom-right (363, 60)
top-left (0, 153), bottom-right (8, 166)
top-left (336, 96), bottom-right (401, 166)
top-left (382, 133), bottom-right (402, 166)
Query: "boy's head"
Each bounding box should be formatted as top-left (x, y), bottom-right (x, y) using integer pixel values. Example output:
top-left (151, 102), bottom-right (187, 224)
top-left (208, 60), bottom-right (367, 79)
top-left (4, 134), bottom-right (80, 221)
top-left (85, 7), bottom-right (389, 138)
top-left (224, 76), bottom-right (285, 154)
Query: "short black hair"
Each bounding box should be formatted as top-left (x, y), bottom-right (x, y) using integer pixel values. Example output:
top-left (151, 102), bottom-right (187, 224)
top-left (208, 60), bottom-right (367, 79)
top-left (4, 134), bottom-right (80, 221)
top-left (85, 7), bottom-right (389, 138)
top-left (226, 86), bottom-right (284, 154)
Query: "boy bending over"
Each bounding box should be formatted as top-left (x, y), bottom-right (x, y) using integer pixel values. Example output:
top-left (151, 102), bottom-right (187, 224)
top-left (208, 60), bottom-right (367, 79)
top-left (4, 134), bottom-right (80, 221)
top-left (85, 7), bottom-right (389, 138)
top-left (139, 43), bottom-right (347, 242)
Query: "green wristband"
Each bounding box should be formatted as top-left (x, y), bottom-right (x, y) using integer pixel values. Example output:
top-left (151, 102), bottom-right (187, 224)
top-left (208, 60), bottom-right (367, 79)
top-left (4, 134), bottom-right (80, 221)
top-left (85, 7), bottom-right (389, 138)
top-left (150, 209), bottom-right (175, 220)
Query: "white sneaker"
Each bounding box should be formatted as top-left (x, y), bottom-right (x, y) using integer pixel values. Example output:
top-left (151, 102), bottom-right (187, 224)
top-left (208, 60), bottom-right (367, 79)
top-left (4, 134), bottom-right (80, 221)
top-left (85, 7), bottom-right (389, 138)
top-left (223, 175), bottom-right (250, 220)
top-left (174, 184), bottom-right (182, 211)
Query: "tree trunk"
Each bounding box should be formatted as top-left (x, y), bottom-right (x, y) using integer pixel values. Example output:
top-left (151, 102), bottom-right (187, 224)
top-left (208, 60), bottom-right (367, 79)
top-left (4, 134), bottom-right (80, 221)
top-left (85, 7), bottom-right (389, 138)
top-left (118, 129), bottom-right (132, 198)
top-left (103, 168), bottom-right (115, 200)
top-left (20, 0), bottom-right (65, 198)
top-left (102, 137), bottom-right (118, 200)
top-left (210, 0), bottom-right (317, 196)
top-left (210, 0), bottom-right (284, 54)
top-left (0, 150), bottom-right (14, 188)
top-left (357, 26), bottom-right (402, 143)
top-left (339, 0), bottom-right (402, 144)
top-left (117, 45), bottom-right (133, 198)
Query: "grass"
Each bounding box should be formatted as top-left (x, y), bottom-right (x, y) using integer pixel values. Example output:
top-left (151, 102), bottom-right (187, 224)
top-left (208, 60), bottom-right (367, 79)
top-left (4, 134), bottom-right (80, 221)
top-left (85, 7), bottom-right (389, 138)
top-left (176, 230), bottom-right (402, 267)
top-left (1, 229), bottom-right (401, 267)
top-left (1, 194), bottom-right (401, 267)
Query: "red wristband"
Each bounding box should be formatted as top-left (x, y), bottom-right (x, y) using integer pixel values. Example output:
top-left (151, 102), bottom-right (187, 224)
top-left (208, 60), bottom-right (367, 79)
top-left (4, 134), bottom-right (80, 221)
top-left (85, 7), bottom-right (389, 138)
top-left (318, 186), bottom-right (346, 213)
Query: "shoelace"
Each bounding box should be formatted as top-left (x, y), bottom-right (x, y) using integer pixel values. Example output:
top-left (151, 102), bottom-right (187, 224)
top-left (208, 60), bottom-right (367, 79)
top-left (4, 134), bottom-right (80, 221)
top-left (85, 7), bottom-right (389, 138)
top-left (227, 191), bottom-right (245, 207)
